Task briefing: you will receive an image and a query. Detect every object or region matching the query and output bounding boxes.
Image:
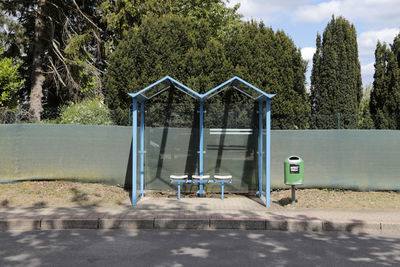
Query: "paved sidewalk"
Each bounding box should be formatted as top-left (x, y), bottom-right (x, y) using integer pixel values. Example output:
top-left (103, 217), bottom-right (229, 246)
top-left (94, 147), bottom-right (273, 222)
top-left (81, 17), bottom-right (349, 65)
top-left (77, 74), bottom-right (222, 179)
top-left (1, 195), bottom-right (399, 233)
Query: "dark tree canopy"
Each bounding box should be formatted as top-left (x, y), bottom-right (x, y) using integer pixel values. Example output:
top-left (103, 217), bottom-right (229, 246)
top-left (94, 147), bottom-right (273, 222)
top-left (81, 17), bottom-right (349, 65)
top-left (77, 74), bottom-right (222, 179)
top-left (310, 16), bottom-right (362, 129)
top-left (225, 21), bottom-right (310, 129)
top-left (100, 0), bottom-right (242, 42)
top-left (105, 17), bottom-right (309, 128)
top-left (104, 15), bottom-right (232, 125)
top-left (369, 41), bottom-right (400, 129)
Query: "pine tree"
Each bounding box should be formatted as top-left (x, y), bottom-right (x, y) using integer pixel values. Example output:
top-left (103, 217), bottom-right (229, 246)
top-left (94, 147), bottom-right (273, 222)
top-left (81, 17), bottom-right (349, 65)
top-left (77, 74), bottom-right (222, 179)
top-left (1, 0), bottom-right (105, 121)
top-left (310, 16), bottom-right (362, 129)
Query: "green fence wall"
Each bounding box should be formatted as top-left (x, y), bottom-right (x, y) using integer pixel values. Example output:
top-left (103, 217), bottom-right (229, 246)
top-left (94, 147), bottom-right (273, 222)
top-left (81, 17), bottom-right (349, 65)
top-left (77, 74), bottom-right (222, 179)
top-left (270, 130), bottom-right (400, 191)
top-left (0, 125), bottom-right (399, 191)
top-left (0, 124), bottom-right (132, 186)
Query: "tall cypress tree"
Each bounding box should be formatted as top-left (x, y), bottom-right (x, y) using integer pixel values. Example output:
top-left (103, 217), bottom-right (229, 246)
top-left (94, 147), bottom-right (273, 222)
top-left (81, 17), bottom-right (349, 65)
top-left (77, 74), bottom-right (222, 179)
top-left (392, 33), bottom-right (400, 127)
top-left (392, 34), bottom-right (400, 68)
top-left (310, 33), bottom-right (328, 128)
top-left (310, 16), bottom-right (362, 129)
top-left (370, 40), bottom-right (400, 129)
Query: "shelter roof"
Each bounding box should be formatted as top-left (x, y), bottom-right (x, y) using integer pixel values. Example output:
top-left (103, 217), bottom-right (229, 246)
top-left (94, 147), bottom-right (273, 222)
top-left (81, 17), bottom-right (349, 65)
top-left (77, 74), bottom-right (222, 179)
top-left (201, 76), bottom-right (275, 101)
top-left (128, 76), bottom-right (202, 101)
top-left (128, 76), bottom-right (275, 101)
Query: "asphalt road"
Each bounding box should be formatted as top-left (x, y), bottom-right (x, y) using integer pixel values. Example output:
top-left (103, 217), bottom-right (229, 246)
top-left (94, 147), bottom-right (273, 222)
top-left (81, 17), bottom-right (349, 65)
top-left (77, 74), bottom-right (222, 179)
top-left (0, 230), bottom-right (399, 267)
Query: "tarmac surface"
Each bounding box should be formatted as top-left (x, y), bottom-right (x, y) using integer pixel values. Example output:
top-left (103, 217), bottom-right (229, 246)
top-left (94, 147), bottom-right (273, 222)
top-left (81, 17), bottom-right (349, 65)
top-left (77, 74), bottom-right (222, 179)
top-left (1, 229), bottom-right (400, 266)
top-left (1, 195), bottom-right (400, 233)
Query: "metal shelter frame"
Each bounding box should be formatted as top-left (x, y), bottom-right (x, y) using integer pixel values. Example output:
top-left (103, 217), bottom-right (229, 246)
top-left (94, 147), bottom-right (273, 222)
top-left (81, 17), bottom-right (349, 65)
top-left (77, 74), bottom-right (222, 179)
top-left (128, 76), bottom-right (275, 207)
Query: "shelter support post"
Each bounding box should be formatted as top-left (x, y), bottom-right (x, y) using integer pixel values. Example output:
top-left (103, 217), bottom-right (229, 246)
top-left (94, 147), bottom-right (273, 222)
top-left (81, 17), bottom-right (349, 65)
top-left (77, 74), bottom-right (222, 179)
top-left (199, 101), bottom-right (204, 197)
top-left (258, 101), bottom-right (263, 198)
top-left (265, 99), bottom-right (271, 207)
top-left (132, 98), bottom-right (138, 206)
top-left (140, 101), bottom-right (145, 198)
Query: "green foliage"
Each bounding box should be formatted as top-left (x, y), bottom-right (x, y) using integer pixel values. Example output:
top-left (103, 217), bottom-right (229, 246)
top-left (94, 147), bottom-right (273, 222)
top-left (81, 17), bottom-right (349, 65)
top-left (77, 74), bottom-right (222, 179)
top-left (392, 33), bottom-right (400, 68)
top-left (0, 7), bottom-right (27, 60)
top-left (1, 0), bottom-right (106, 115)
top-left (100, 0), bottom-right (241, 42)
top-left (310, 16), bottom-right (362, 129)
top-left (358, 85), bottom-right (374, 129)
top-left (104, 15), bottom-right (233, 125)
top-left (0, 50), bottom-right (25, 107)
top-left (57, 98), bottom-right (113, 125)
top-left (225, 21), bottom-right (310, 129)
top-left (64, 31), bottom-right (102, 98)
top-left (370, 40), bottom-right (400, 129)
top-left (105, 17), bottom-right (309, 128)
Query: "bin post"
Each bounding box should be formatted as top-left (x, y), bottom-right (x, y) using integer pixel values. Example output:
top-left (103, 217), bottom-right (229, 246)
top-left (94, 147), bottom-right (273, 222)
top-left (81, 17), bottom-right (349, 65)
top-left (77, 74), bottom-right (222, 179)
top-left (291, 185), bottom-right (296, 204)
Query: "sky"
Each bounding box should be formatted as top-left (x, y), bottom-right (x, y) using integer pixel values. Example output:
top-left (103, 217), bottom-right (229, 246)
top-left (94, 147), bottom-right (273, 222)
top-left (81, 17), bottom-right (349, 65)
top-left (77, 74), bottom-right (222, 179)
top-left (226, 0), bottom-right (400, 87)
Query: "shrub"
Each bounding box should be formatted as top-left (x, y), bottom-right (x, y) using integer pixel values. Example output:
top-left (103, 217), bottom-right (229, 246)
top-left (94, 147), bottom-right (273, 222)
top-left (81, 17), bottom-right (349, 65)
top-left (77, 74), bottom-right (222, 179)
top-left (0, 50), bottom-right (25, 107)
top-left (58, 98), bottom-right (113, 125)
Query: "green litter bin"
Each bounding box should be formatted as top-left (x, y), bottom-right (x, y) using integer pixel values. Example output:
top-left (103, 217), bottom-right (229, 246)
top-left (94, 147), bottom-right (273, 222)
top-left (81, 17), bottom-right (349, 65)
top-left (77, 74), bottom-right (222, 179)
top-left (284, 155), bottom-right (304, 185)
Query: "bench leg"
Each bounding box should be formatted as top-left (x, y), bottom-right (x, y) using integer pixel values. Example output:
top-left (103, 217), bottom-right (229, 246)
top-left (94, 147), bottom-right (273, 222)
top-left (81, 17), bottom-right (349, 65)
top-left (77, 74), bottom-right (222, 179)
top-left (221, 183), bottom-right (224, 200)
top-left (178, 183), bottom-right (181, 200)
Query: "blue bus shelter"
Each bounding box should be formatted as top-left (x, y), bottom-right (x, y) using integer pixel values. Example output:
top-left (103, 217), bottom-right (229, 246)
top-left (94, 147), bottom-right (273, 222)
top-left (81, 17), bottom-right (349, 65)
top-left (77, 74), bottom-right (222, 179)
top-left (129, 76), bottom-right (274, 207)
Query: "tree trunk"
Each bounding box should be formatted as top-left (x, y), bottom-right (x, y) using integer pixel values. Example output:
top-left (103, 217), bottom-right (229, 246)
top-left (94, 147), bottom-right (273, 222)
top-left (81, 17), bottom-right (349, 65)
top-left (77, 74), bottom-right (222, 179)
top-left (29, 0), bottom-right (47, 121)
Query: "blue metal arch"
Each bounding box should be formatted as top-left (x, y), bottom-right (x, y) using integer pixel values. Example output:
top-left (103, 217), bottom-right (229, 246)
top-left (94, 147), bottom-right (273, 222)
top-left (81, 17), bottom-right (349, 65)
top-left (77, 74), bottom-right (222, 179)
top-left (201, 76), bottom-right (275, 101)
top-left (128, 76), bottom-right (202, 100)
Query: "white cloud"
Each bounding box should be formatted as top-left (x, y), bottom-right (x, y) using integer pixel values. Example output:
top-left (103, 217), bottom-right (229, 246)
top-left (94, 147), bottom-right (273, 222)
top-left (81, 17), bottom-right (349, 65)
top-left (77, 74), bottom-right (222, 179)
top-left (361, 62), bottom-right (375, 77)
top-left (295, 1), bottom-right (341, 22)
top-left (301, 47), bottom-right (316, 61)
top-left (301, 47), bottom-right (316, 85)
top-left (294, 0), bottom-right (400, 25)
top-left (358, 28), bottom-right (399, 56)
top-left (227, 0), bottom-right (313, 22)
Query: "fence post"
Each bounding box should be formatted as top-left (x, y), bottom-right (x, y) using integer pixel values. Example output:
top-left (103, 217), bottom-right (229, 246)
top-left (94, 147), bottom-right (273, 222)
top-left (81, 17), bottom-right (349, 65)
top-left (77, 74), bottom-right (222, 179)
top-left (17, 103), bottom-right (21, 123)
top-left (337, 112), bottom-right (341, 129)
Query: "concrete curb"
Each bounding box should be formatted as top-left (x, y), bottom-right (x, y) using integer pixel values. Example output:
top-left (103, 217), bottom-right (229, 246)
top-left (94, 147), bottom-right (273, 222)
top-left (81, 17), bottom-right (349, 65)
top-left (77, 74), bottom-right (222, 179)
top-left (0, 216), bottom-right (396, 233)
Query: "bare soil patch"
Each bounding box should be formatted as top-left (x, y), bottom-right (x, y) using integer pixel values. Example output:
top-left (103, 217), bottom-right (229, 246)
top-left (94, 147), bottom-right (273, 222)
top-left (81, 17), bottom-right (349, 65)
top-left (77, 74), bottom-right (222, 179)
top-left (271, 188), bottom-right (400, 209)
top-left (0, 181), bottom-right (399, 209)
top-left (0, 181), bottom-right (130, 208)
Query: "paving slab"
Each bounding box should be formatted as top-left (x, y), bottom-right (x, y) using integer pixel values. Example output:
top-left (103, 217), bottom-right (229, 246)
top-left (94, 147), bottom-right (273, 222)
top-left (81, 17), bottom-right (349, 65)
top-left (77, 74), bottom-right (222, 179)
top-left (0, 196), bottom-right (399, 233)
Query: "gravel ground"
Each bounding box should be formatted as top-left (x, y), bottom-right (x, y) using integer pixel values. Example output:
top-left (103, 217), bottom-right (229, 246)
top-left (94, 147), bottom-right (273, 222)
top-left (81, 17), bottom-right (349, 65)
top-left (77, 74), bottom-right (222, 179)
top-left (0, 181), bottom-right (129, 207)
top-left (271, 188), bottom-right (400, 209)
top-left (0, 181), bottom-right (399, 209)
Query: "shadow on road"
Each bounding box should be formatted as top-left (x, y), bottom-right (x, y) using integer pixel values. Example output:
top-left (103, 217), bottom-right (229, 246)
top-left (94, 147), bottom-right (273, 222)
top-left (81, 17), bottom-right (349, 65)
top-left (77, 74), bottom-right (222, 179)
top-left (0, 229), bottom-right (399, 266)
